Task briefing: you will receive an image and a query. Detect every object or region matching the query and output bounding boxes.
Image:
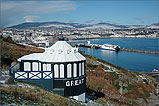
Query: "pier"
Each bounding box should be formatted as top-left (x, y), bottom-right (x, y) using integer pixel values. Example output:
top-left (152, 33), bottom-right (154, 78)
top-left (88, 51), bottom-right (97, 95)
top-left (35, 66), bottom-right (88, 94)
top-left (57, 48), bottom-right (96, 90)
top-left (38, 40), bottom-right (159, 54)
top-left (120, 48), bottom-right (159, 54)
top-left (70, 42), bottom-right (159, 54)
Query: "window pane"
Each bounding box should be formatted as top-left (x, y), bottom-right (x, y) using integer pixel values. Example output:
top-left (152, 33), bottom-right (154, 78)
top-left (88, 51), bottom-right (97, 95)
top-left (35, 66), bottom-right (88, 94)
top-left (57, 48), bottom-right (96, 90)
top-left (82, 62), bottom-right (84, 75)
top-left (32, 62), bottom-right (38, 71)
top-left (43, 64), bottom-right (47, 71)
top-left (79, 63), bottom-right (81, 76)
top-left (60, 64), bottom-right (64, 78)
top-left (47, 64), bottom-right (51, 71)
top-left (39, 63), bottom-right (41, 71)
top-left (54, 64), bottom-right (59, 78)
top-left (24, 62), bottom-right (30, 71)
top-left (67, 64), bottom-right (72, 78)
top-left (73, 63), bottom-right (77, 77)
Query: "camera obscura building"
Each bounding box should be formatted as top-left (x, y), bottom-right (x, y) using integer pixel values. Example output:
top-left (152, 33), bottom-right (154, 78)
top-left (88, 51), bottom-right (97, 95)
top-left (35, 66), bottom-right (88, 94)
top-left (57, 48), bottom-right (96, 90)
top-left (9, 41), bottom-right (86, 102)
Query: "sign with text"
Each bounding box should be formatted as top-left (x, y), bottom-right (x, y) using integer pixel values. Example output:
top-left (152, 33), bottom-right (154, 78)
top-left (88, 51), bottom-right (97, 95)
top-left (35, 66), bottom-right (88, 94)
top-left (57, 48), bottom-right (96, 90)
top-left (66, 78), bottom-right (84, 87)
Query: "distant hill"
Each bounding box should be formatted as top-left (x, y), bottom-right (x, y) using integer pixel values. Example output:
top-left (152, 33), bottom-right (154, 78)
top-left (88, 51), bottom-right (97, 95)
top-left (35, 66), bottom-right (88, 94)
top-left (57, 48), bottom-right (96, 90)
top-left (146, 23), bottom-right (159, 29)
top-left (7, 22), bottom-right (90, 29)
top-left (7, 22), bottom-right (159, 29)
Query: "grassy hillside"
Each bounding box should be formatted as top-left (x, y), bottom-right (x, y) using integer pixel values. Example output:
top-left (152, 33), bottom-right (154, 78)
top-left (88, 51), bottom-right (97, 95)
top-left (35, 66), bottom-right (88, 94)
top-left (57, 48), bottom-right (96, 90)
top-left (0, 36), bottom-right (44, 69)
top-left (0, 81), bottom-right (81, 106)
top-left (85, 54), bottom-right (158, 106)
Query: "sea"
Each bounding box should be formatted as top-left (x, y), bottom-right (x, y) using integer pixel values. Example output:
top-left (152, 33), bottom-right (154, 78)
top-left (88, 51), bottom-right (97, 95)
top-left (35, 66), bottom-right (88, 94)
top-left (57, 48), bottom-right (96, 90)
top-left (75, 38), bottom-right (159, 72)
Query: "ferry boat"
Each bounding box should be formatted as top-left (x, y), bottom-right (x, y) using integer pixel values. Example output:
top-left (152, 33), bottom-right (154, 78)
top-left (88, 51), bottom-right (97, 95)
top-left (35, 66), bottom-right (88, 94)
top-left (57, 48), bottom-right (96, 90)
top-left (101, 44), bottom-right (120, 51)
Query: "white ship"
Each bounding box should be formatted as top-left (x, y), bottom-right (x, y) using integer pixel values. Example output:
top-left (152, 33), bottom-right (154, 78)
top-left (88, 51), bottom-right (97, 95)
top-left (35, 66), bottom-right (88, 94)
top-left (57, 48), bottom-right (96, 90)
top-left (101, 44), bottom-right (120, 51)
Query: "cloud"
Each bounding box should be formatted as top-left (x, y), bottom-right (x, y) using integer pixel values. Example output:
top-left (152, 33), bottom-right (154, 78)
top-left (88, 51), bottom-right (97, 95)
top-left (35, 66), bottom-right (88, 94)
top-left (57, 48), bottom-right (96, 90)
top-left (23, 16), bottom-right (40, 22)
top-left (1, 1), bottom-right (77, 27)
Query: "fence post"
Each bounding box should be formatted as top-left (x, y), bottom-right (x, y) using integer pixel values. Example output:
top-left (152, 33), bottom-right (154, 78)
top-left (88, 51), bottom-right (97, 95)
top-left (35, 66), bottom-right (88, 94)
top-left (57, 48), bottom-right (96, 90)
top-left (41, 71), bottom-right (43, 79)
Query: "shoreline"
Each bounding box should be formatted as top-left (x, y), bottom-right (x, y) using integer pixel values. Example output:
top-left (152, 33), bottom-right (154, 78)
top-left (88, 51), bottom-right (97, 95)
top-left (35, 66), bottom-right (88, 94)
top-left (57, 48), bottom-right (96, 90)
top-left (72, 38), bottom-right (159, 54)
top-left (77, 45), bottom-right (159, 55)
top-left (72, 37), bottom-right (159, 40)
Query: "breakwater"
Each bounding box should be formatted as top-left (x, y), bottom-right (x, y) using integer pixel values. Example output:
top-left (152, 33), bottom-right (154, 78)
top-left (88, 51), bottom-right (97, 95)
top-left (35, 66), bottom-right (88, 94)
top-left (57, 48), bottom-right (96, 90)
top-left (75, 43), bottom-right (159, 54)
top-left (120, 48), bottom-right (159, 54)
top-left (69, 40), bottom-right (159, 54)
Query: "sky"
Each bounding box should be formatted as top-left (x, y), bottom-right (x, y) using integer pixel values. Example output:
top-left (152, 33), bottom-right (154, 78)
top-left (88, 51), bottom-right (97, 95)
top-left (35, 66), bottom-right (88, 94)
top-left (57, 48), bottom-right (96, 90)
top-left (1, 0), bottom-right (159, 27)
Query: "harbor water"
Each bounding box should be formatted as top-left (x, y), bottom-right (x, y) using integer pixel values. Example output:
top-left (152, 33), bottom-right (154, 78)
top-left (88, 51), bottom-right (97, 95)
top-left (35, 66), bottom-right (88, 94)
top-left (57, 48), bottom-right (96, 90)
top-left (76, 38), bottom-right (159, 72)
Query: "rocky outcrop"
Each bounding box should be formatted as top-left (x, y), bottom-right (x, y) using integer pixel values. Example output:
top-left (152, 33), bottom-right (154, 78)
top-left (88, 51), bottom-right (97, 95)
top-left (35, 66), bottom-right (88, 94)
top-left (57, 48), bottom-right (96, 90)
top-left (0, 75), bottom-right (15, 84)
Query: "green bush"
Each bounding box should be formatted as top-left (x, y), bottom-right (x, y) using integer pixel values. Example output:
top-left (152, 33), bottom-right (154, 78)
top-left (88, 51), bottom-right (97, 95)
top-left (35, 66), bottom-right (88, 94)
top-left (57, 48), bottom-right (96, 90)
top-left (104, 66), bottom-right (109, 70)
top-left (2, 36), bottom-right (15, 44)
top-left (142, 88), bottom-right (150, 98)
top-left (109, 72), bottom-right (119, 79)
top-left (154, 83), bottom-right (158, 88)
top-left (143, 79), bottom-right (149, 85)
top-left (114, 82), bottom-right (121, 90)
top-left (127, 84), bottom-right (137, 91)
top-left (87, 63), bottom-right (98, 70)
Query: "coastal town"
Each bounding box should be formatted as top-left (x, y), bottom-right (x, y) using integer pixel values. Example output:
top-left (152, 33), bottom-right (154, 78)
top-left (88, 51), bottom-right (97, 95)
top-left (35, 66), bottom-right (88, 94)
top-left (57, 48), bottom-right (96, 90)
top-left (0, 24), bottom-right (159, 46)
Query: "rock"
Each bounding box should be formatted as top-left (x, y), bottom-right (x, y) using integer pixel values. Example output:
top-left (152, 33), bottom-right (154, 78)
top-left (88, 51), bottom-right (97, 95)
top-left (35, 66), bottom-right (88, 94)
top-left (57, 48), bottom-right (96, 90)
top-left (5, 76), bottom-right (15, 84)
top-left (11, 61), bottom-right (17, 67)
top-left (122, 88), bottom-right (128, 94)
top-left (0, 75), bottom-right (15, 84)
top-left (0, 75), bottom-right (9, 84)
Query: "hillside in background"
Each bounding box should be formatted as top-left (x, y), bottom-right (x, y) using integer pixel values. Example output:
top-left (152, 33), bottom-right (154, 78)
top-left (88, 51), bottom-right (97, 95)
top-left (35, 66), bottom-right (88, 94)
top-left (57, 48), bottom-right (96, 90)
top-left (7, 21), bottom-right (159, 30)
top-left (0, 38), bottom-right (159, 106)
top-left (0, 36), bottom-right (44, 69)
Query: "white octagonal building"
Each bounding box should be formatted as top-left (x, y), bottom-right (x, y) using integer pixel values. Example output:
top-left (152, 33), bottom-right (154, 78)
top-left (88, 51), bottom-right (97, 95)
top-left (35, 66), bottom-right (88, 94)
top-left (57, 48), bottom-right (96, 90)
top-left (10, 41), bottom-right (86, 102)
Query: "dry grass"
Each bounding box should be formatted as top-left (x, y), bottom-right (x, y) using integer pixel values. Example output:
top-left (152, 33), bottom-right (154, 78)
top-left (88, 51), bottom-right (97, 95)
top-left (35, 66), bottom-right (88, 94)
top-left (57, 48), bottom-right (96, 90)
top-left (0, 86), bottom-right (74, 106)
top-left (0, 39), bottom-right (44, 69)
top-left (85, 54), bottom-right (158, 105)
top-left (123, 82), bottom-right (156, 104)
top-left (86, 66), bottom-right (120, 96)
